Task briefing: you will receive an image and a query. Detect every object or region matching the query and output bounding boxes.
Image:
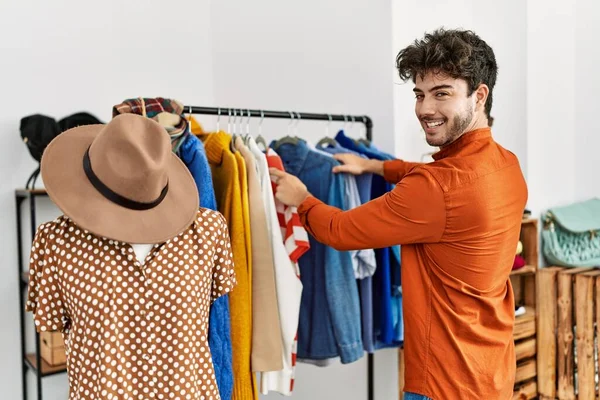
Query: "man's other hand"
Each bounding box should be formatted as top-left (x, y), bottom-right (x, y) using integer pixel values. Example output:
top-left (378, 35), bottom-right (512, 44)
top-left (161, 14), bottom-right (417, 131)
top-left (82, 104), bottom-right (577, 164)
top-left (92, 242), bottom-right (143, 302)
top-left (332, 153), bottom-right (383, 176)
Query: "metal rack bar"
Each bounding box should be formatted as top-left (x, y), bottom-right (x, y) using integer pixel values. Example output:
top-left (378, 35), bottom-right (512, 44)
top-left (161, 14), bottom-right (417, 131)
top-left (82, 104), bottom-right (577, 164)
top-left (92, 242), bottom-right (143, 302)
top-left (184, 106), bottom-right (373, 142)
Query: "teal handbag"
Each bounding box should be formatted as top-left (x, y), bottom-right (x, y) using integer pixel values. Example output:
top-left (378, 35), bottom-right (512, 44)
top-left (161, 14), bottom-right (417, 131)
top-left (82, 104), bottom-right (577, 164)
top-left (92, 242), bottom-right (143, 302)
top-left (542, 198), bottom-right (600, 267)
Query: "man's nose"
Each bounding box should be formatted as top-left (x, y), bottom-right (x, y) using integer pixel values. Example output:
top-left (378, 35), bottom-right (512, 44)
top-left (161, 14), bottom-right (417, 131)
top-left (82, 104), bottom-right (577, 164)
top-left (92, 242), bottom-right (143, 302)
top-left (419, 98), bottom-right (437, 117)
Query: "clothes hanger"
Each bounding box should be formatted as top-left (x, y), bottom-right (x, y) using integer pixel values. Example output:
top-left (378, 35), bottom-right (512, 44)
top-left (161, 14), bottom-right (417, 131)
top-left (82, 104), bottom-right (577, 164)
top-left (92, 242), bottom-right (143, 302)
top-left (227, 108), bottom-right (231, 134)
top-left (216, 107), bottom-right (221, 132)
top-left (358, 116), bottom-right (371, 146)
top-left (294, 111), bottom-right (301, 137)
top-left (230, 109), bottom-right (238, 153)
top-left (187, 105), bottom-right (193, 131)
top-left (238, 109), bottom-right (244, 139)
top-left (272, 111), bottom-right (300, 150)
top-left (343, 115), bottom-right (360, 146)
top-left (317, 114), bottom-right (338, 147)
top-left (255, 110), bottom-right (268, 151)
top-left (243, 109), bottom-right (252, 144)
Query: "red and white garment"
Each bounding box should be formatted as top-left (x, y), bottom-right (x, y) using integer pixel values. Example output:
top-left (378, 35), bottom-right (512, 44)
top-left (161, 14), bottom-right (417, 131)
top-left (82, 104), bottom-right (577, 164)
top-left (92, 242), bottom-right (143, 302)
top-left (267, 149), bottom-right (310, 269)
top-left (266, 148), bottom-right (310, 393)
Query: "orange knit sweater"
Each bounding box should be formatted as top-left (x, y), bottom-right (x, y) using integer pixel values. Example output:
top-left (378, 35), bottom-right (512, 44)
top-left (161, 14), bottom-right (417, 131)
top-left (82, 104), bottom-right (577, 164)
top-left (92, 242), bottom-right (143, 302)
top-left (201, 131), bottom-right (257, 400)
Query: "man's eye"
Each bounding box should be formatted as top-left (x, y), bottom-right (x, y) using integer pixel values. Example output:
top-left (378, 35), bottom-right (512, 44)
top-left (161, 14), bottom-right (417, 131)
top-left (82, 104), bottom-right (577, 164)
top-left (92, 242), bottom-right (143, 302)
top-left (436, 92), bottom-right (449, 97)
top-left (415, 94), bottom-right (424, 100)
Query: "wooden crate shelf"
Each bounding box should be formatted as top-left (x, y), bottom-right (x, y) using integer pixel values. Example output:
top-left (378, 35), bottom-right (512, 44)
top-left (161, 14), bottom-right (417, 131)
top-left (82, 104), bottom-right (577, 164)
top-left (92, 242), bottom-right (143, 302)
top-left (515, 338), bottom-right (537, 362)
top-left (511, 265), bottom-right (537, 276)
top-left (513, 379), bottom-right (537, 400)
top-left (512, 219), bottom-right (539, 397)
top-left (516, 358), bottom-right (537, 384)
top-left (514, 306), bottom-right (536, 341)
top-left (537, 266), bottom-right (600, 399)
top-left (24, 354), bottom-right (66, 377)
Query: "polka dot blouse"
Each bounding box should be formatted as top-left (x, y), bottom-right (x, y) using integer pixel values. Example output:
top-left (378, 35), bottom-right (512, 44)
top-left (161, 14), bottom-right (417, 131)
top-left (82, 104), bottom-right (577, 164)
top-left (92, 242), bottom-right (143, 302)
top-left (26, 209), bottom-right (237, 400)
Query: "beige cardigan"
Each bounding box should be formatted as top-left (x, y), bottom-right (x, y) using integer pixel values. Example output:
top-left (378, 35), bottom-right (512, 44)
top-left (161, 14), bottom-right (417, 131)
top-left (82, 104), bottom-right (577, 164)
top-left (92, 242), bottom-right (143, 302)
top-left (235, 137), bottom-right (283, 372)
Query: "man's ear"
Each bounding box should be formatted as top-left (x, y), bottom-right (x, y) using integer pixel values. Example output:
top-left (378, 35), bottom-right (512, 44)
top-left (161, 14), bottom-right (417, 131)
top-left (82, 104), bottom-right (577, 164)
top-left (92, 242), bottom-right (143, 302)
top-left (475, 83), bottom-right (489, 111)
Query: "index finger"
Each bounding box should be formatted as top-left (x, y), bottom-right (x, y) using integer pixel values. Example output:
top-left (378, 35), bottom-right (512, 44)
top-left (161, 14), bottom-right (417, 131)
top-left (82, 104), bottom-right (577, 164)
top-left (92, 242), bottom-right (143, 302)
top-left (269, 168), bottom-right (286, 177)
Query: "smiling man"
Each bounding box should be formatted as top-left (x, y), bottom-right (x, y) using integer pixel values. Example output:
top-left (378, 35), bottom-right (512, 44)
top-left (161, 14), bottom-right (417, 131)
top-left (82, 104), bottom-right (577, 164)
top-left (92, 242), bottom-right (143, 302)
top-left (269, 29), bottom-right (527, 399)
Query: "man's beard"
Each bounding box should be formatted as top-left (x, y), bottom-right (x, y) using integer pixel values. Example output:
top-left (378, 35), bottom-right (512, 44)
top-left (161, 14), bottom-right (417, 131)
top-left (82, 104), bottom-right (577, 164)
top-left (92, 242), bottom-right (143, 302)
top-left (426, 107), bottom-right (474, 147)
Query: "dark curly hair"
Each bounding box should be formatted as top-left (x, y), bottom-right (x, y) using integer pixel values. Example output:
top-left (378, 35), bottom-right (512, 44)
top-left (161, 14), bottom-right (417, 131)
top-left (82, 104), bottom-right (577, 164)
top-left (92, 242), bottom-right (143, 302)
top-left (396, 28), bottom-right (498, 118)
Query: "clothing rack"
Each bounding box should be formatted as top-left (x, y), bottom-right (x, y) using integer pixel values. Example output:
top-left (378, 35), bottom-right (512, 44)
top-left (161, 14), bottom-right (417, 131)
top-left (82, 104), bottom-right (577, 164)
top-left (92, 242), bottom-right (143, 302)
top-left (185, 106), bottom-right (373, 143)
top-left (185, 105), bottom-right (375, 400)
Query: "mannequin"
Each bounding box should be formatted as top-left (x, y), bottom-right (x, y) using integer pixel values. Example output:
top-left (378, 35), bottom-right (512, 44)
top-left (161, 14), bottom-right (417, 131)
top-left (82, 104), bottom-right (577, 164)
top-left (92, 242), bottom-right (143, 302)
top-left (26, 114), bottom-right (237, 399)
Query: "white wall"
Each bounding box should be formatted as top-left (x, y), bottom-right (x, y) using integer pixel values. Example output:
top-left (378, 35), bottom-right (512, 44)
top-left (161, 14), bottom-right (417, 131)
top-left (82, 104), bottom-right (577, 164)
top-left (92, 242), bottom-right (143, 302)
top-left (0, 1), bottom-right (214, 399)
top-left (208, 0), bottom-right (395, 152)
top-left (526, 0), bottom-right (577, 213)
top-left (575, 0), bottom-right (600, 201)
top-left (206, 2), bottom-right (398, 400)
top-left (526, 0), bottom-right (600, 212)
top-left (391, 0), bottom-right (528, 169)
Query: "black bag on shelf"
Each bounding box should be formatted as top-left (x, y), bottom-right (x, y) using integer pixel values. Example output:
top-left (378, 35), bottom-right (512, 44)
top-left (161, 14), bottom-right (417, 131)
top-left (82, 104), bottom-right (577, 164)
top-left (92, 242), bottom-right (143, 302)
top-left (19, 112), bottom-right (103, 189)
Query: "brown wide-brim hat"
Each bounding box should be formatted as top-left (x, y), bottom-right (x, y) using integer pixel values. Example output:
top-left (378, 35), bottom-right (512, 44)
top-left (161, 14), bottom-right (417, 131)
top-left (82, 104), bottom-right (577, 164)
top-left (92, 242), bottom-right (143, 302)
top-left (41, 113), bottom-right (199, 244)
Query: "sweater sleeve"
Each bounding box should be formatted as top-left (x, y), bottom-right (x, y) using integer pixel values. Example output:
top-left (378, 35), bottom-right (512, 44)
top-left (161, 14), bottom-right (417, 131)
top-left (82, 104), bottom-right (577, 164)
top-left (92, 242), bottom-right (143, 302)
top-left (383, 160), bottom-right (424, 184)
top-left (298, 169), bottom-right (445, 250)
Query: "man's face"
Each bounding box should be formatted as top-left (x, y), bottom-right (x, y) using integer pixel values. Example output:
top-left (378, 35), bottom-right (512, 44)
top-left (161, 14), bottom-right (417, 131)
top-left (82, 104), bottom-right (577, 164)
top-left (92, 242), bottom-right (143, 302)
top-left (413, 72), bottom-right (476, 147)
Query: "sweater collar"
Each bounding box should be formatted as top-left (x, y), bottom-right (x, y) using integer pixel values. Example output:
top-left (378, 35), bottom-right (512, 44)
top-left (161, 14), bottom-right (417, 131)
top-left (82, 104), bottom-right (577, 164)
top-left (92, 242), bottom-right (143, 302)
top-left (432, 128), bottom-right (492, 161)
top-left (198, 131), bottom-right (231, 166)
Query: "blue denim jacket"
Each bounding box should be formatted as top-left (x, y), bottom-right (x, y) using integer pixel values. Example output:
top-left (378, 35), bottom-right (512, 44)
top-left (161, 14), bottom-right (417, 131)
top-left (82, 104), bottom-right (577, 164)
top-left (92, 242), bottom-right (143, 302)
top-left (178, 134), bottom-right (233, 399)
top-left (272, 140), bottom-right (363, 363)
top-left (335, 130), bottom-right (403, 346)
top-left (316, 142), bottom-right (377, 352)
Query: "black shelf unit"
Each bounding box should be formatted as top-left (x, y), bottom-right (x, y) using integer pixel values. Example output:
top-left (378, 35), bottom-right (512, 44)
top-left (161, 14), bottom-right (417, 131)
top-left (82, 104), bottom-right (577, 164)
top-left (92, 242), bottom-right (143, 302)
top-left (16, 189), bottom-right (67, 400)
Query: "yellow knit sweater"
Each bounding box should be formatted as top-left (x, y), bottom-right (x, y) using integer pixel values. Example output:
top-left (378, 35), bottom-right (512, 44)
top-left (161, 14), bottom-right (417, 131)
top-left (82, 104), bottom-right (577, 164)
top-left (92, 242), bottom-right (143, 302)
top-left (234, 150), bottom-right (253, 278)
top-left (201, 131), bottom-right (257, 400)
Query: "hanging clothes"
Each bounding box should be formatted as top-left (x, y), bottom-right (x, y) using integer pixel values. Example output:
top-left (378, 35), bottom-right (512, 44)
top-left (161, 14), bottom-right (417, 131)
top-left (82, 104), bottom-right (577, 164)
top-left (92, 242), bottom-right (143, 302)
top-left (270, 140), bottom-right (363, 364)
top-left (201, 131), bottom-right (257, 400)
top-left (314, 142), bottom-right (377, 279)
top-left (334, 130), bottom-right (402, 347)
top-left (314, 142), bottom-right (377, 353)
top-left (233, 137), bottom-right (284, 373)
top-left (234, 149), bottom-right (253, 280)
top-left (355, 141), bottom-right (404, 343)
top-left (261, 146), bottom-right (307, 395)
top-left (112, 97), bottom-right (188, 152)
top-left (178, 132), bottom-right (234, 399)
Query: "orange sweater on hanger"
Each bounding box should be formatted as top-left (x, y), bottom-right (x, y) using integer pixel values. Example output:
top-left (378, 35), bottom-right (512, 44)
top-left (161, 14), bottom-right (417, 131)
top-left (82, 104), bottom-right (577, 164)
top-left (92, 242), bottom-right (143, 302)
top-left (201, 131), bottom-right (257, 400)
top-left (297, 128), bottom-right (527, 400)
